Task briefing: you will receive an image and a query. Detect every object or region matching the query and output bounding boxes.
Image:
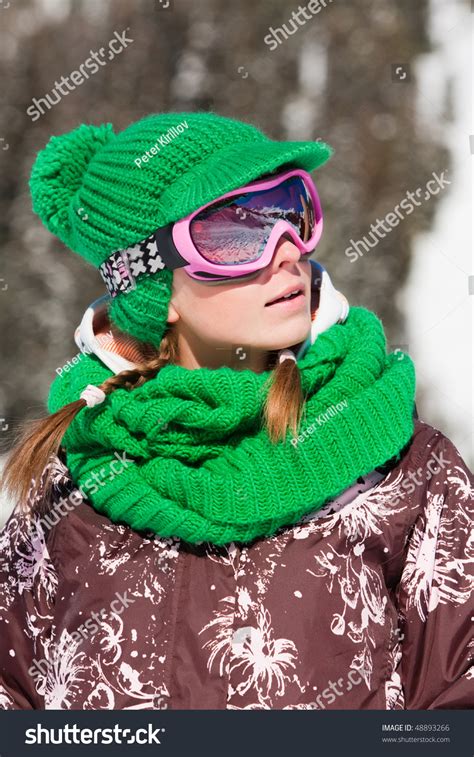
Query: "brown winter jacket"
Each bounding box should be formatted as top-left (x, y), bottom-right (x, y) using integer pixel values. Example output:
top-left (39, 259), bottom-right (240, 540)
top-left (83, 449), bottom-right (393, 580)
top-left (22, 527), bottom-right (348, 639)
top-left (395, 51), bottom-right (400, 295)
top-left (0, 419), bottom-right (473, 710)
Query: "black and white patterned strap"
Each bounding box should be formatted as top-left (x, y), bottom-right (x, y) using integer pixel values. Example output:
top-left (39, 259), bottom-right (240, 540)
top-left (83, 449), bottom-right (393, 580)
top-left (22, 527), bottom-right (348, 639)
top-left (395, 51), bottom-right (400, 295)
top-left (98, 233), bottom-right (166, 298)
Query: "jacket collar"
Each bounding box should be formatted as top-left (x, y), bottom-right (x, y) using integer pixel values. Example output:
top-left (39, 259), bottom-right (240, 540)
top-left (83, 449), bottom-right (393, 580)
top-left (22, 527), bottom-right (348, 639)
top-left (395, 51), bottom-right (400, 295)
top-left (74, 294), bottom-right (141, 375)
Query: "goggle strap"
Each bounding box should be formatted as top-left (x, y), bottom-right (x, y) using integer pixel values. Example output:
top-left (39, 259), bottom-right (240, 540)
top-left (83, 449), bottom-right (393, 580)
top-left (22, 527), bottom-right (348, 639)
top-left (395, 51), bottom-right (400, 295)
top-left (98, 224), bottom-right (187, 298)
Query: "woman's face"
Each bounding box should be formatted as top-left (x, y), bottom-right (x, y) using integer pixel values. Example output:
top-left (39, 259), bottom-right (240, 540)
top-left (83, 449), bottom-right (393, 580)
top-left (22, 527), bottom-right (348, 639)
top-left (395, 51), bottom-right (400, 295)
top-left (167, 235), bottom-right (312, 372)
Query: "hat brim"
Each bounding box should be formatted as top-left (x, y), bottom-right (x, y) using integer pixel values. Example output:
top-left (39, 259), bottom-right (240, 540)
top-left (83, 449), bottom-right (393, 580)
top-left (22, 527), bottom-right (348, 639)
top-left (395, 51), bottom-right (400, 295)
top-left (160, 138), bottom-right (334, 224)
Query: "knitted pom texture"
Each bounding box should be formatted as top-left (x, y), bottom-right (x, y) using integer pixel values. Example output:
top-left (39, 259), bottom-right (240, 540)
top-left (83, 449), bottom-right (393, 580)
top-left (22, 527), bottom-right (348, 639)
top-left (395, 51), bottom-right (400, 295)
top-left (30, 123), bottom-right (115, 265)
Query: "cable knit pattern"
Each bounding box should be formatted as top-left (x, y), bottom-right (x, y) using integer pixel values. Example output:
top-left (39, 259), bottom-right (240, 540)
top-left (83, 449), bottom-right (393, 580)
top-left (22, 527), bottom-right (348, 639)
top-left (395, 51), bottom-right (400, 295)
top-left (47, 307), bottom-right (416, 545)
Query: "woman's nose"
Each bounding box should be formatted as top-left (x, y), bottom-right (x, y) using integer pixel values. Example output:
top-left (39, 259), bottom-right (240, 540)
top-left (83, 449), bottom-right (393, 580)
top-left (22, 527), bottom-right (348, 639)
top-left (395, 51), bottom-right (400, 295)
top-left (271, 234), bottom-right (302, 270)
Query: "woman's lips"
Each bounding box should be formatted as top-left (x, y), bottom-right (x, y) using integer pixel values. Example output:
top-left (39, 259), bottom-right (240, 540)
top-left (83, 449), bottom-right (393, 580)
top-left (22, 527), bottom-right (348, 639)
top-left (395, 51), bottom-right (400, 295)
top-left (265, 292), bottom-right (306, 310)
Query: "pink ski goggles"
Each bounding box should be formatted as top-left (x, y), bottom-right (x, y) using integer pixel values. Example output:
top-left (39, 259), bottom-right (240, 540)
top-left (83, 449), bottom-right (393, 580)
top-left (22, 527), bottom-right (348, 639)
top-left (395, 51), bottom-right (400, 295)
top-left (99, 168), bottom-right (323, 296)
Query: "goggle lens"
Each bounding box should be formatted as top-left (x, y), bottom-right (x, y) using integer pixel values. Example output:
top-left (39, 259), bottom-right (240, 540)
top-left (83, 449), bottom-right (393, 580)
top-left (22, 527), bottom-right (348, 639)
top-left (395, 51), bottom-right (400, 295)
top-left (189, 175), bottom-right (316, 266)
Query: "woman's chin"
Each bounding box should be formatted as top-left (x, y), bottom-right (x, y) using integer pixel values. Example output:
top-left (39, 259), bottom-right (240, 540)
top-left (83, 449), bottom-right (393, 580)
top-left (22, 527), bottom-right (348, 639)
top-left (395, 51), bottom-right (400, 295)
top-left (271, 312), bottom-right (311, 343)
top-left (264, 325), bottom-right (311, 354)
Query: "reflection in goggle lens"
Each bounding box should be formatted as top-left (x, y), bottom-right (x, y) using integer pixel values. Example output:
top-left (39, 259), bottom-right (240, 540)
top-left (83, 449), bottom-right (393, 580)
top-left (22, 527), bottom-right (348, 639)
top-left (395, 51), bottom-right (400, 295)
top-left (190, 176), bottom-right (316, 266)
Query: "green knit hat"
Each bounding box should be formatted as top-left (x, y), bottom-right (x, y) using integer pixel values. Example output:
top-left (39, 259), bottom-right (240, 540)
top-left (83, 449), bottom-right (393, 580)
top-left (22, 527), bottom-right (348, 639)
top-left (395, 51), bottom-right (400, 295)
top-left (30, 111), bottom-right (334, 347)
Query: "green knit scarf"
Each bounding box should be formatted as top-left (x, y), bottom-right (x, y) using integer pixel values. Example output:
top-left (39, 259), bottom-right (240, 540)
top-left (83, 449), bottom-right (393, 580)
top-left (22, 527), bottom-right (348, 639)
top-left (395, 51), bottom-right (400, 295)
top-left (47, 307), bottom-right (416, 546)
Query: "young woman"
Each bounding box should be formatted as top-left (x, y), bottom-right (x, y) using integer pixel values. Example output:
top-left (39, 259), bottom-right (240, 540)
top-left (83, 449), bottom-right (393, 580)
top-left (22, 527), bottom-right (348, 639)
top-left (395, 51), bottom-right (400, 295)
top-left (0, 112), bottom-right (472, 711)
